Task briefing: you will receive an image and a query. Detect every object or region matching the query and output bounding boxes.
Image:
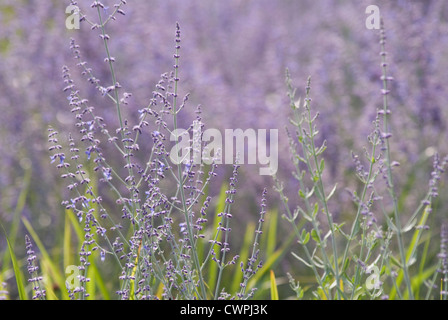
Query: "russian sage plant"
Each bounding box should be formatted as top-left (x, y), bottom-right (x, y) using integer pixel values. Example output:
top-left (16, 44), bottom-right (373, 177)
top-left (47, 1), bottom-right (265, 300)
top-left (1, 0), bottom-right (447, 301)
top-left (275, 22), bottom-right (448, 300)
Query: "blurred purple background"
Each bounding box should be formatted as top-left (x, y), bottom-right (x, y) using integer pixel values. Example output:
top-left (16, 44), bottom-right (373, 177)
top-left (1, 0), bottom-right (447, 245)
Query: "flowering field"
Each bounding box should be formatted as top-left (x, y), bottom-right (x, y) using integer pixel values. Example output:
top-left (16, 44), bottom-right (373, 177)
top-left (0, 0), bottom-right (447, 301)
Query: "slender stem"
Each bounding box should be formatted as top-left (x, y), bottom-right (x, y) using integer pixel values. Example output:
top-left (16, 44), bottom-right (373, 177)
top-left (371, 184), bottom-right (404, 299)
top-left (171, 28), bottom-right (207, 299)
top-left (379, 25), bottom-right (414, 299)
top-left (303, 80), bottom-right (342, 298)
top-left (292, 115), bottom-right (336, 280)
top-left (96, 8), bottom-right (145, 298)
top-left (346, 140), bottom-right (379, 299)
top-left (96, 7), bottom-right (124, 134)
top-left (238, 190), bottom-right (267, 299)
top-left (213, 199), bottom-right (233, 299)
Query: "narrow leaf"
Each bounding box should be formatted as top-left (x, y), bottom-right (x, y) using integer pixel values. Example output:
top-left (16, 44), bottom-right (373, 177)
top-left (1, 223), bottom-right (27, 300)
top-left (402, 218), bottom-right (417, 233)
top-left (311, 229), bottom-right (320, 243)
top-left (302, 232), bottom-right (310, 245)
top-left (319, 158), bottom-right (325, 173)
top-left (306, 187), bottom-right (315, 199)
top-left (326, 183), bottom-right (337, 201)
top-left (312, 203), bottom-right (319, 218)
top-left (270, 270), bottom-right (279, 300)
top-left (291, 252), bottom-right (313, 268)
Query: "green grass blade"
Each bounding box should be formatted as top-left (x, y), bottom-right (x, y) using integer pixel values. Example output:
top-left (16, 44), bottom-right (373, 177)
top-left (266, 209), bottom-right (278, 258)
top-left (2, 164), bottom-right (31, 273)
top-left (389, 205), bottom-right (431, 300)
top-left (41, 261), bottom-right (58, 300)
top-left (63, 213), bottom-right (73, 271)
top-left (91, 262), bottom-right (110, 300)
top-left (1, 223), bottom-right (27, 300)
top-left (415, 231), bottom-right (432, 299)
top-left (86, 263), bottom-right (96, 300)
top-left (270, 270), bottom-right (279, 300)
top-left (67, 209), bottom-right (83, 239)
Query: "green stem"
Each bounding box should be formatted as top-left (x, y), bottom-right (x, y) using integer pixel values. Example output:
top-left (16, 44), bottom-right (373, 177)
top-left (304, 79), bottom-right (342, 298)
top-left (171, 30), bottom-right (207, 299)
top-left (379, 26), bottom-right (414, 300)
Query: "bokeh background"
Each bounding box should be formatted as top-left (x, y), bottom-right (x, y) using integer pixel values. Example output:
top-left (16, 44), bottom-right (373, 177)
top-left (1, 0), bottom-right (448, 299)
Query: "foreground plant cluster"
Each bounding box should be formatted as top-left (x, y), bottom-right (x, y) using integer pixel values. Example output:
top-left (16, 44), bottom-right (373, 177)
top-left (0, 1), bottom-right (447, 300)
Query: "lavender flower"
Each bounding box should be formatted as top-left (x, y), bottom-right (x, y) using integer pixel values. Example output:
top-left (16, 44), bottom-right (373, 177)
top-left (439, 224), bottom-right (448, 299)
top-left (237, 188), bottom-right (267, 299)
top-left (25, 235), bottom-right (46, 300)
